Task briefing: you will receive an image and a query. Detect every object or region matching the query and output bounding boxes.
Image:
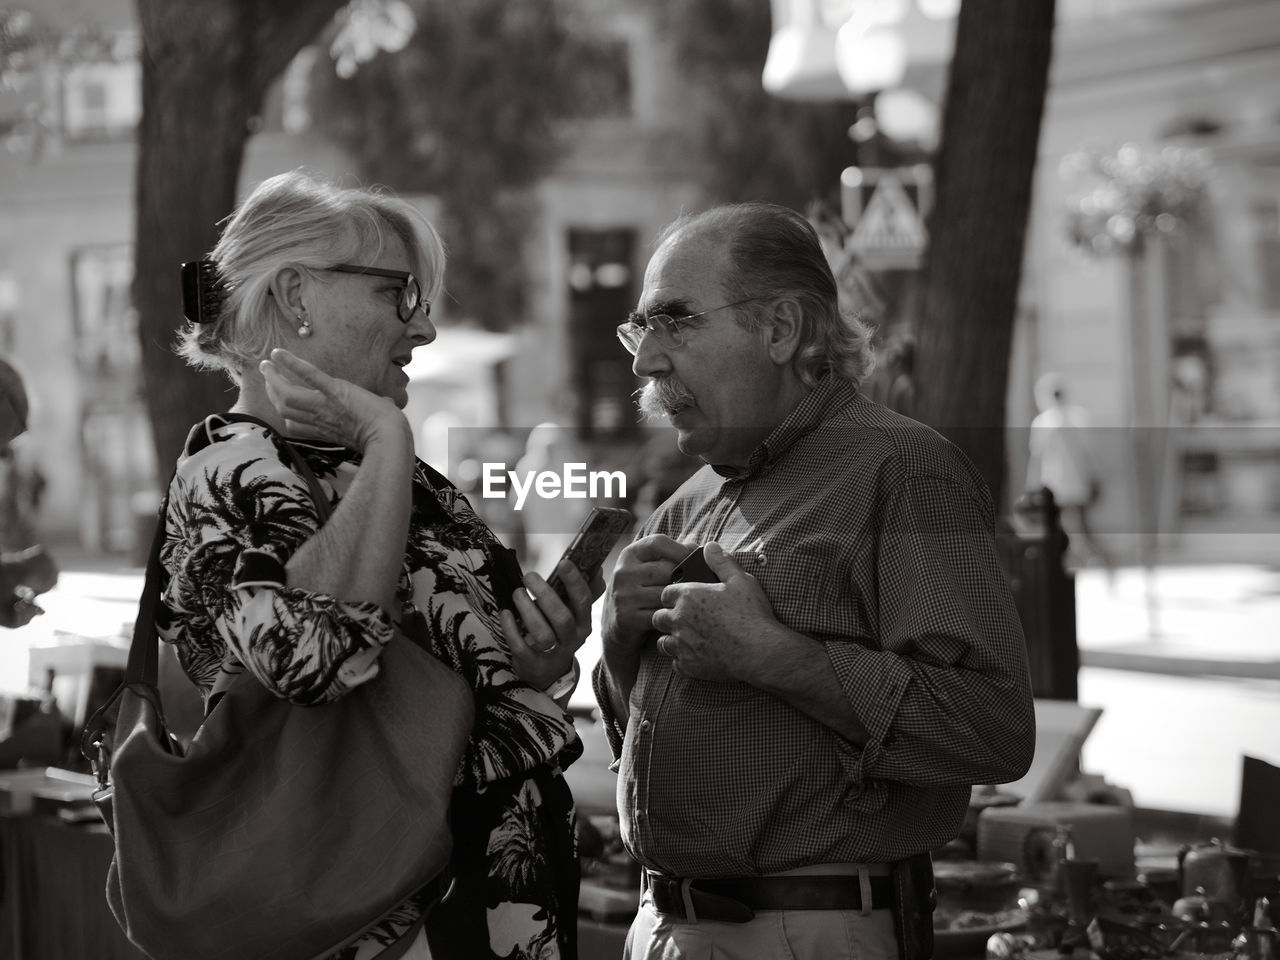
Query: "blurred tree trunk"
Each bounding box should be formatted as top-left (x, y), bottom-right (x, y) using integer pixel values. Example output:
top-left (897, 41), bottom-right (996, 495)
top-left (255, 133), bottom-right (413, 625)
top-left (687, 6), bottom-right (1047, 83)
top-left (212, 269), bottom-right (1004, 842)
top-left (133, 0), bottom-right (345, 482)
top-left (914, 0), bottom-right (1056, 511)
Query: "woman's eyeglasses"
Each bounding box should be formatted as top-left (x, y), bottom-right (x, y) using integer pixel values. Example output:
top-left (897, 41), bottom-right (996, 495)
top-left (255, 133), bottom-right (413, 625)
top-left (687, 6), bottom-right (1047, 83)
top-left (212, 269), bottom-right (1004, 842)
top-left (615, 297), bottom-right (763, 355)
top-left (326, 264), bottom-right (428, 323)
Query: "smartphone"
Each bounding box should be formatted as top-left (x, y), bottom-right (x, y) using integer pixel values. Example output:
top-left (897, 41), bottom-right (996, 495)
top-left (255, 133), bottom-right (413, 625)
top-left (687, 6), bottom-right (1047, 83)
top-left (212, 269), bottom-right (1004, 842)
top-left (485, 542), bottom-right (526, 615)
top-left (669, 545), bottom-right (718, 584)
top-left (544, 506), bottom-right (634, 601)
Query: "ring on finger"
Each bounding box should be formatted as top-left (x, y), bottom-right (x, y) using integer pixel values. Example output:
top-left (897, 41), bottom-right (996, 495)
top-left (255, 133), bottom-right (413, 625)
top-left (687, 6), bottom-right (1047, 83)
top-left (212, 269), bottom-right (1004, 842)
top-left (542, 640), bottom-right (559, 655)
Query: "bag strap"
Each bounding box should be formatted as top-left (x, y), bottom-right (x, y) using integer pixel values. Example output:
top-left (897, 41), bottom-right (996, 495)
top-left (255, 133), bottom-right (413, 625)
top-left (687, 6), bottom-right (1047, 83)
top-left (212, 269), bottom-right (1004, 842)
top-left (83, 426), bottom-right (333, 776)
top-left (82, 484), bottom-right (172, 785)
top-left (277, 434), bottom-right (333, 523)
top-left (123, 489), bottom-right (172, 688)
top-left (122, 432), bottom-right (330, 688)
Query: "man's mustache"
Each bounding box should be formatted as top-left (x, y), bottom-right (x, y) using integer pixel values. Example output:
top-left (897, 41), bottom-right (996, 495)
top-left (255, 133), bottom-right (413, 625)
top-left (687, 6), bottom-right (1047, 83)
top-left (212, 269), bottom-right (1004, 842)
top-left (637, 377), bottom-right (696, 422)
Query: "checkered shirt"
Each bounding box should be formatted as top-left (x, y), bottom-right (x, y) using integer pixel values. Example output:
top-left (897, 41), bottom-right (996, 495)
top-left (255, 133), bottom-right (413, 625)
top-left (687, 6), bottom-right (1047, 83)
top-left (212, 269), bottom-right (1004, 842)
top-left (593, 376), bottom-right (1035, 877)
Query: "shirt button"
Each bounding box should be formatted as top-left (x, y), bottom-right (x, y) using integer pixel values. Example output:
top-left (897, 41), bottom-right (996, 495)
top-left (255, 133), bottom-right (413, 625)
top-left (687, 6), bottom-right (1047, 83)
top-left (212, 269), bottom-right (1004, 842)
top-left (639, 719), bottom-right (652, 732)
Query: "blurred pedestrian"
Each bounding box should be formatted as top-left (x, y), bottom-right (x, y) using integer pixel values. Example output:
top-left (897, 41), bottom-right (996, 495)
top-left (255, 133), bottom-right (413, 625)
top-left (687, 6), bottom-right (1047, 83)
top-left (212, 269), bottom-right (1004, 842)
top-left (1026, 372), bottom-right (1112, 570)
top-left (626, 428), bottom-right (700, 528)
top-left (0, 358), bottom-right (26, 448)
top-left (0, 357), bottom-right (56, 627)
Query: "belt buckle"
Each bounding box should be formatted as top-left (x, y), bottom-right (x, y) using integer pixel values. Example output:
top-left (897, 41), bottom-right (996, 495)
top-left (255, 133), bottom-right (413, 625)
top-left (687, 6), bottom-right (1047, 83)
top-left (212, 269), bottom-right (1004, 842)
top-left (649, 875), bottom-right (684, 918)
top-left (688, 883), bottom-right (755, 924)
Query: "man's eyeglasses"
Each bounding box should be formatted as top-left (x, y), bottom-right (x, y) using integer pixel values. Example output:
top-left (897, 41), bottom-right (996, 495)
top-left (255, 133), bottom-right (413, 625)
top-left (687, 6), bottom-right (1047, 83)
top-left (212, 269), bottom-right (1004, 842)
top-left (325, 264), bottom-right (428, 323)
top-left (615, 297), bottom-right (763, 355)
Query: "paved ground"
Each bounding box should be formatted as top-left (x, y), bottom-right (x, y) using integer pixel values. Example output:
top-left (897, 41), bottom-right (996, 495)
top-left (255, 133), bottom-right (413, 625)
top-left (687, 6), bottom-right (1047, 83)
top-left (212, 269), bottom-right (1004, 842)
top-left (6, 545), bottom-right (1278, 820)
top-left (1071, 559), bottom-right (1280, 818)
top-left (1075, 560), bottom-right (1280, 679)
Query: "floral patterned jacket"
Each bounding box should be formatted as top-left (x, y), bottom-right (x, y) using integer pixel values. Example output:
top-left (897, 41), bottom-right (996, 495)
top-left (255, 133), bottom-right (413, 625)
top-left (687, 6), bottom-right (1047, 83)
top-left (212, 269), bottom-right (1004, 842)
top-left (156, 414), bottom-right (582, 960)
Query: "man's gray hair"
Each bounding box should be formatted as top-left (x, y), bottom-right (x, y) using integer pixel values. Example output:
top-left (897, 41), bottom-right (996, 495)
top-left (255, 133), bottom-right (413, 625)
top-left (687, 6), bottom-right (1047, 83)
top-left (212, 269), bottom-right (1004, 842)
top-left (655, 202), bottom-right (875, 388)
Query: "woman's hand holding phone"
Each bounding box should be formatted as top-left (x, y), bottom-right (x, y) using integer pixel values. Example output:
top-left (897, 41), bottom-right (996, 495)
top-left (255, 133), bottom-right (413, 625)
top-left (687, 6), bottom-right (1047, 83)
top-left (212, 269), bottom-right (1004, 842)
top-left (501, 505), bottom-right (629, 694)
top-left (500, 561), bottom-right (603, 692)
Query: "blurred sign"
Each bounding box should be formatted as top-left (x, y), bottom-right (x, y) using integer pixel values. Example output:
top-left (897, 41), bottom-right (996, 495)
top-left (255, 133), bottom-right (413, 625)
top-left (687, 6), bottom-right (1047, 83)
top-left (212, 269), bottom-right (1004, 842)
top-left (841, 165), bottom-right (932, 269)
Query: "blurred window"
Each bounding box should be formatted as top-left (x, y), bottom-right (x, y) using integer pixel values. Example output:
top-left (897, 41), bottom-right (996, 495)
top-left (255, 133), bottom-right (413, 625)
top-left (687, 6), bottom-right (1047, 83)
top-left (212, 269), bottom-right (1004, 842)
top-left (571, 37), bottom-right (632, 120)
top-left (567, 228), bottom-right (639, 441)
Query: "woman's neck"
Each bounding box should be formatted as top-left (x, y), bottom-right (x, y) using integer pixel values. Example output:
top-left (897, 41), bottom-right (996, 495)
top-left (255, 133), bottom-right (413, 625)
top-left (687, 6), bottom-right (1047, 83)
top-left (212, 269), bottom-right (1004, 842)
top-left (229, 369), bottom-right (287, 434)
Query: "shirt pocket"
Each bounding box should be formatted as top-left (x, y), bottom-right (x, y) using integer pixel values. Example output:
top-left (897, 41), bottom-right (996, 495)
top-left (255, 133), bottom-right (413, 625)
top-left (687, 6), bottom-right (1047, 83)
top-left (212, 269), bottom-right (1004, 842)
top-left (750, 535), bottom-right (870, 639)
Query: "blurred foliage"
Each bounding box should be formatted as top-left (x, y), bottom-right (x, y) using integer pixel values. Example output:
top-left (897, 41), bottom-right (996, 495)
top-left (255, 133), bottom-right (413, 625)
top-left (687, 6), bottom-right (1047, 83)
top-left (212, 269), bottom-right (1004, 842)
top-left (1, 6), bottom-right (139, 157)
top-left (648, 0), bottom-right (866, 210)
top-left (1, 6), bottom-right (136, 88)
top-left (1061, 142), bottom-right (1210, 257)
top-left (309, 0), bottom-right (627, 330)
top-left (329, 0), bottom-right (417, 78)
top-left (0, 7), bottom-right (44, 68)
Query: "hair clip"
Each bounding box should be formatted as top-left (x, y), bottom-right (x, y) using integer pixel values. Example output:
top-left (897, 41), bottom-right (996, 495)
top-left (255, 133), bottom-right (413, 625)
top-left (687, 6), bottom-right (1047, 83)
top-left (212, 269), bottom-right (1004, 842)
top-left (181, 258), bottom-right (227, 325)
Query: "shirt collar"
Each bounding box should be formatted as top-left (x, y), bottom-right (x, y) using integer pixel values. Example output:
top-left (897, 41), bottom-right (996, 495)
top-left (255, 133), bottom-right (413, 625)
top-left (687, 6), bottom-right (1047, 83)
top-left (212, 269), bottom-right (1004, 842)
top-left (711, 374), bottom-right (854, 480)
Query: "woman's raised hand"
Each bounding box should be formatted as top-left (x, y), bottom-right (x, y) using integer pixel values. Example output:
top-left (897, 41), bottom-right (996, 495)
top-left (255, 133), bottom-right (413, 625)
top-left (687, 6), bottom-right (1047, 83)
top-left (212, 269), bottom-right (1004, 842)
top-left (260, 349), bottom-right (408, 453)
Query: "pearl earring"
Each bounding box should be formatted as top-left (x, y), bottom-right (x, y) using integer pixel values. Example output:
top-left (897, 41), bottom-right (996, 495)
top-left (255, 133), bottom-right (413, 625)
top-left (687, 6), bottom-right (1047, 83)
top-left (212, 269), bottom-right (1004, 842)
top-left (297, 314), bottom-right (311, 338)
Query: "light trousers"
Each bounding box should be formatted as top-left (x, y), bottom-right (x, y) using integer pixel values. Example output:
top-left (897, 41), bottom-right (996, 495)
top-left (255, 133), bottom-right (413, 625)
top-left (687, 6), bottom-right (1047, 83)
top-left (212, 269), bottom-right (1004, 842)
top-left (623, 890), bottom-right (899, 960)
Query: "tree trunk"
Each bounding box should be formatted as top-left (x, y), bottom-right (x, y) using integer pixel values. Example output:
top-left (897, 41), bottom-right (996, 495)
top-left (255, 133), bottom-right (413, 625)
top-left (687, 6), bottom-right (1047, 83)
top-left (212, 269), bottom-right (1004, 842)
top-left (133, 0), bottom-right (346, 481)
top-left (913, 0), bottom-right (1056, 512)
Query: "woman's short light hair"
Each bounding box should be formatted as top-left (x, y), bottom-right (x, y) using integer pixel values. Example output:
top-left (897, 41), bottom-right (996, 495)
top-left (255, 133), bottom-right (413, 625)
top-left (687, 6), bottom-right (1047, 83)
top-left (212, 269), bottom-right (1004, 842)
top-left (175, 169), bottom-right (446, 380)
top-left (655, 202), bottom-right (876, 388)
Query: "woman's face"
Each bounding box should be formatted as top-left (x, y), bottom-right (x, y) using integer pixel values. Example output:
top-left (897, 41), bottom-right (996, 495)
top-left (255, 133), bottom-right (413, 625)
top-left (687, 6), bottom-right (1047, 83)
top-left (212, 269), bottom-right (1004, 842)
top-left (301, 234), bottom-right (436, 408)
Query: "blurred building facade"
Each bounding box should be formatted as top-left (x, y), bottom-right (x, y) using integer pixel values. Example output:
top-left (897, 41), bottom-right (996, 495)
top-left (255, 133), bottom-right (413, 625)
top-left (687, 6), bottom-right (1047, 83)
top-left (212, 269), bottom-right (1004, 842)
top-left (6, 0), bottom-right (1277, 557)
top-left (771, 0), bottom-right (1280, 550)
top-left (0, 0), bottom-right (362, 551)
top-left (1016, 0), bottom-right (1280, 546)
top-left (0, 0), bottom-right (705, 554)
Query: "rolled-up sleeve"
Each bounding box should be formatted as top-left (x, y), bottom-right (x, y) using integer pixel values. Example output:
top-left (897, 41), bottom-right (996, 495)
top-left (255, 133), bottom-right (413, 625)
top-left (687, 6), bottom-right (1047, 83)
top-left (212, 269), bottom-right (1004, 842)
top-left (825, 475), bottom-right (1036, 787)
top-left (160, 446), bottom-right (394, 705)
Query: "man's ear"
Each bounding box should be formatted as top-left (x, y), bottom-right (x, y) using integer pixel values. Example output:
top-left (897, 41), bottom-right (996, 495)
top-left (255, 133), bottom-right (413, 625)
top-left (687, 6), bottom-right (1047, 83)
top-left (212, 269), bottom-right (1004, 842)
top-left (764, 298), bottom-right (804, 366)
top-left (268, 264), bottom-right (307, 319)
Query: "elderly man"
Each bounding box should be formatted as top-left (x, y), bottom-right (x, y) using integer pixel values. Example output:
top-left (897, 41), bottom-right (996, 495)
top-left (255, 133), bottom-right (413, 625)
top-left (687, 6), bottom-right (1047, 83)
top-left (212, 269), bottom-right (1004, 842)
top-left (593, 202), bottom-right (1035, 960)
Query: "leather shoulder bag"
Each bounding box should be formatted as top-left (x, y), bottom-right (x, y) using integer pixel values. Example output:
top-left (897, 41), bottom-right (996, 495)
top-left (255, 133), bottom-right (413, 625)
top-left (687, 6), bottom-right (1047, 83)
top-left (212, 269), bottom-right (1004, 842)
top-left (82, 435), bottom-right (474, 960)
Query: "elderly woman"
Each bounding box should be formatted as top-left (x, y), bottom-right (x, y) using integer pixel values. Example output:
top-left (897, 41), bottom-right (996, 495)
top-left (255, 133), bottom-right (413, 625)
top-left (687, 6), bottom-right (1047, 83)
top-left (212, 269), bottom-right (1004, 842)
top-left (164, 170), bottom-right (594, 959)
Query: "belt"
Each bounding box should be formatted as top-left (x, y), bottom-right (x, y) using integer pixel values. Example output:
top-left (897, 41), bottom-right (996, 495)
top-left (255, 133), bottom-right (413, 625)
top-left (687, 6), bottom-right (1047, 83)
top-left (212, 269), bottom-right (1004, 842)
top-left (646, 870), bottom-right (896, 923)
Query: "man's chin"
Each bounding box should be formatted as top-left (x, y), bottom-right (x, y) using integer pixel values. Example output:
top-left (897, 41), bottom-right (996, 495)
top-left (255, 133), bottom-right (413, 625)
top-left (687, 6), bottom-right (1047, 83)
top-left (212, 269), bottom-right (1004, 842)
top-left (670, 423), bottom-right (709, 460)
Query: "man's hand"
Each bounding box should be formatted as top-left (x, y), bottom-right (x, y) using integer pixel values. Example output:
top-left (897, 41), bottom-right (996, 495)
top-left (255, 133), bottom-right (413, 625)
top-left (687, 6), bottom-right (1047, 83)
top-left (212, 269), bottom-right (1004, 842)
top-left (651, 542), bottom-right (780, 683)
top-left (601, 534), bottom-right (688, 655)
top-left (0, 546), bottom-right (57, 629)
top-left (598, 534), bottom-right (688, 717)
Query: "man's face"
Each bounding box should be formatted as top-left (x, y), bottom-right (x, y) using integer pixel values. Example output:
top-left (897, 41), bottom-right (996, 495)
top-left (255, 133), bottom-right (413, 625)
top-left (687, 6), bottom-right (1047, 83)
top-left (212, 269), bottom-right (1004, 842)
top-left (631, 231), bottom-right (785, 469)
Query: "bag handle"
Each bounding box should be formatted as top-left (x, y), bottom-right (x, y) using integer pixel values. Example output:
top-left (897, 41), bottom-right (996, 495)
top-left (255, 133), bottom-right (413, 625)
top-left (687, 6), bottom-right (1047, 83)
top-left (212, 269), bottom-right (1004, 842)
top-left (83, 429), bottom-right (332, 779)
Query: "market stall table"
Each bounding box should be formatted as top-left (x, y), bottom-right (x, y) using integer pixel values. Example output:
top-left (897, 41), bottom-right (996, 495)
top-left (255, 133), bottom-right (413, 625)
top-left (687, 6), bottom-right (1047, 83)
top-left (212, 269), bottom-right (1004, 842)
top-left (0, 812), bottom-right (145, 960)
